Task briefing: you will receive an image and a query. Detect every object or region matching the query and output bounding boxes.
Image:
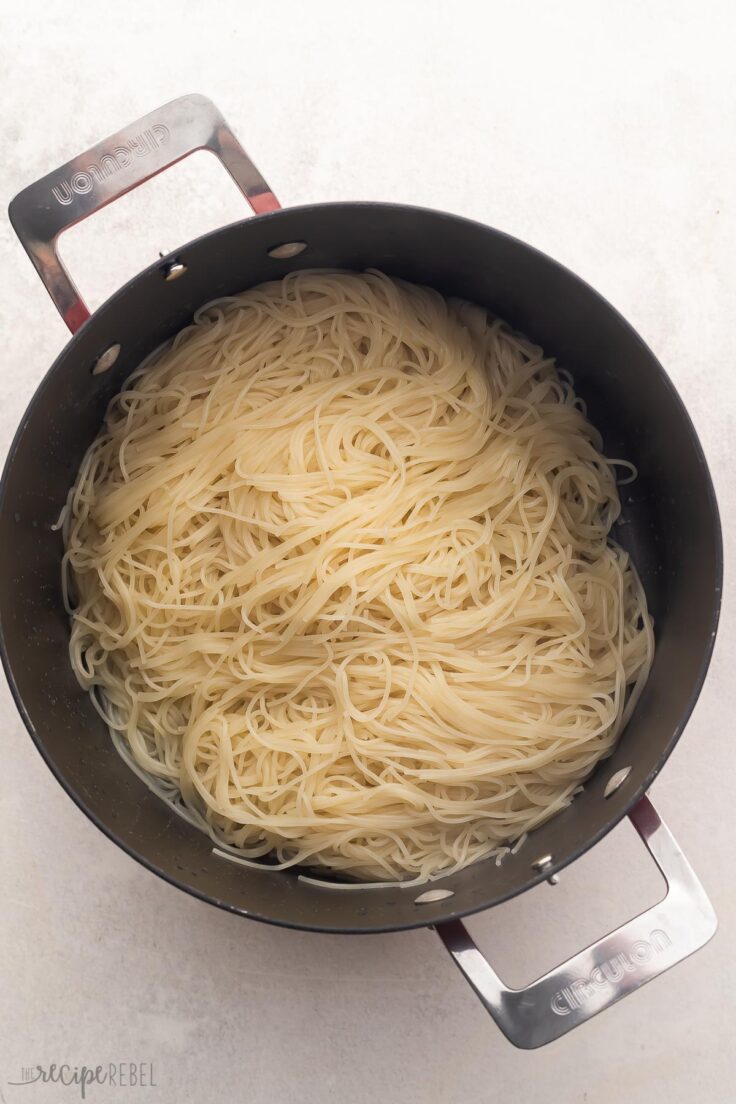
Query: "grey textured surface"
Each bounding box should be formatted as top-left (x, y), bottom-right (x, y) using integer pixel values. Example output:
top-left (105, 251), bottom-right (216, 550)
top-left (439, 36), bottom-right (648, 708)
top-left (1, 2), bottom-right (734, 1101)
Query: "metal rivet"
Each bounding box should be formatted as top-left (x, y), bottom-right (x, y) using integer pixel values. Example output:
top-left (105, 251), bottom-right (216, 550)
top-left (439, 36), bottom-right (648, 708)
top-left (267, 241), bottom-right (307, 259)
top-left (531, 854), bottom-right (558, 885)
top-left (163, 260), bottom-right (187, 281)
top-left (414, 888), bottom-right (454, 905)
top-left (604, 766), bottom-right (632, 798)
top-left (91, 343), bottom-right (121, 375)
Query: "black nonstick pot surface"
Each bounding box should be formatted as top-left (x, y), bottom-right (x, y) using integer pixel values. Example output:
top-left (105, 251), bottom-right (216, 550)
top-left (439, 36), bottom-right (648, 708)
top-left (0, 203), bottom-right (722, 932)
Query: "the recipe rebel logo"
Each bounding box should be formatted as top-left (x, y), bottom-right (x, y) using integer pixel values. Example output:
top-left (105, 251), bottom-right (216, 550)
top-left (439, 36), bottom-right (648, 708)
top-left (7, 1062), bottom-right (156, 1099)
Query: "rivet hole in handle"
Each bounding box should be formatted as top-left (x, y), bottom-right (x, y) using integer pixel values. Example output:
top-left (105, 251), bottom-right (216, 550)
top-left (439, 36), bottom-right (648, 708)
top-left (436, 795), bottom-right (717, 1049)
top-left (7, 93), bottom-right (281, 334)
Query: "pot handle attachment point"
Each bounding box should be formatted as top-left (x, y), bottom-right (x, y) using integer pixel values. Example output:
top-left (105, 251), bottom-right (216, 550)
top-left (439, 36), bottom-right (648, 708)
top-left (436, 795), bottom-right (716, 1049)
top-left (8, 94), bottom-right (280, 333)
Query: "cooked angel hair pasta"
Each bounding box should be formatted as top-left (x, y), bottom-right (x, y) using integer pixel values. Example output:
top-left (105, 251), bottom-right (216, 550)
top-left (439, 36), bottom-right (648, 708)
top-left (63, 270), bottom-right (653, 882)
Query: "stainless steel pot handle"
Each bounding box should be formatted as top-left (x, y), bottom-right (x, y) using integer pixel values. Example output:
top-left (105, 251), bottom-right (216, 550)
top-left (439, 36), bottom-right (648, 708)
top-left (8, 93), bottom-right (280, 334)
top-left (436, 795), bottom-right (716, 1049)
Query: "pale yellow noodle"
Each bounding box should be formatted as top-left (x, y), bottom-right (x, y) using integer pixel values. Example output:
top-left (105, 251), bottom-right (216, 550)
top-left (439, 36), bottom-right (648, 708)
top-left (64, 271), bottom-right (653, 882)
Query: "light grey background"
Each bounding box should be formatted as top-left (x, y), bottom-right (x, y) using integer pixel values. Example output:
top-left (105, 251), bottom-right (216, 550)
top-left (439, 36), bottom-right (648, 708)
top-left (1, 2), bottom-right (734, 1101)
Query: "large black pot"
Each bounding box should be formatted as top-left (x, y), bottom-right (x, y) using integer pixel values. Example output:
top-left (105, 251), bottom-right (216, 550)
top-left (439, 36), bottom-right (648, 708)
top-left (1, 95), bottom-right (722, 1048)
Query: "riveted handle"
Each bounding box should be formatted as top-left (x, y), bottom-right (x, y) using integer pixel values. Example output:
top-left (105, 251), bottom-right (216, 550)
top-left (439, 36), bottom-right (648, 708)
top-left (436, 796), bottom-right (716, 1049)
top-left (8, 93), bottom-right (280, 333)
